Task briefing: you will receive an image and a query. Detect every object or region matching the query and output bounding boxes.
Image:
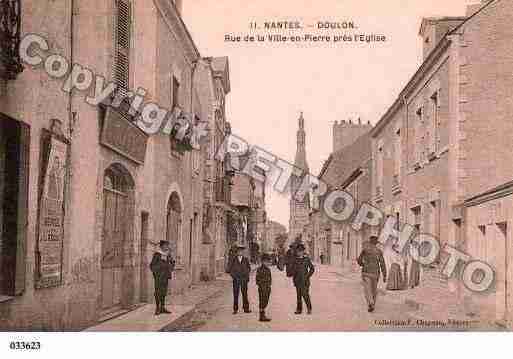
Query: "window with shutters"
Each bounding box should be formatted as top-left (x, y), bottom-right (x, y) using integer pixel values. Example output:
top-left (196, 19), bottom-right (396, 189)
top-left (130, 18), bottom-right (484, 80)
top-left (192, 115), bottom-right (201, 175)
top-left (393, 127), bottom-right (401, 192)
top-left (172, 76), bottom-right (180, 109)
top-left (0, 0), bottom-right (23, 80)
top-left (375, 142), bottom-right (384, 199)
top-left (0, 114), bottom-right (29, 297)
top-left (354, 179), bottom-right (358, 205)
top-left (114, 0), bottom-right (131, 98)
top-left (170, 76), bottom-right (182, 155)
top-left (167, 192), bottom-right (183, 266)
top-left (411, 206), bottom-right (422, 232)
top-left (429, 200), bottom-right (441, 261)
top-left (346, 231), bottom-right (351, 260)
top-left (429, 91), bottom-right (440, 158)
top-left (215, 150), bottom-right (225, 202)
top-left (394, 128), bottom-right (401, 176)
top-left (215, 214), bottom-right (225, 260)
top-left (413, 106), bottom-right (423, 169)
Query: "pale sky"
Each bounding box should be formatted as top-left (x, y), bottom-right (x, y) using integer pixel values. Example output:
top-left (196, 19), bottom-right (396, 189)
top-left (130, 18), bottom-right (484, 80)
top-left (183, 0), bottom-right (478, 229)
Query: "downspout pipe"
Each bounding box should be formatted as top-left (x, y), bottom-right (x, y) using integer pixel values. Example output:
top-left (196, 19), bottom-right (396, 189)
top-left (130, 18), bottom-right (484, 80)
top-left (189, 58), bottom-right (199, 279)
top-left (64, 0), bottom-right (75, 330)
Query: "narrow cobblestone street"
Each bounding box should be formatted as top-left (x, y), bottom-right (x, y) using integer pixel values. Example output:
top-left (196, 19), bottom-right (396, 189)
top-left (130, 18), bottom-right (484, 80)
top-left (166, 265), bottom-right (498, 331)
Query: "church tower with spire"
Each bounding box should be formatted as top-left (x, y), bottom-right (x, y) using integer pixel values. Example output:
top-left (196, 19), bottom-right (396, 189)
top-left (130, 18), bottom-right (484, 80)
top-left (289, 112), bottom-right (310, 244)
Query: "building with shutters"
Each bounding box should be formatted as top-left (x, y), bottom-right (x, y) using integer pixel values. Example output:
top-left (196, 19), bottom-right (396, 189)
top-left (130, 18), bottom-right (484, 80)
top-left (195, 56), bottom-right (233, 280)
top-left (228, 171), bottom-right (260, 262)
top-left (370, 0), bottom-right (513, 324)
top-left (251, 172), bottom-right (267, 257)
top-left (0, 0), bottom-right (234, 330)
top-left (0, 0), bottom-right (85, 330)
top-left (304, 124), bottom-right (372, 265)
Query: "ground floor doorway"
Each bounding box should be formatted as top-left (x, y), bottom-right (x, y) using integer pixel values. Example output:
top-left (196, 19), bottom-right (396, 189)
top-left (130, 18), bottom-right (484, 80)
top-left (101, 164), bottom-right (135, 314)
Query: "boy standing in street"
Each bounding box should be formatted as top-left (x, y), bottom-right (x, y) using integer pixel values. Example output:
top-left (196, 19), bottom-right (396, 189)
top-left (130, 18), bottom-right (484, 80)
top-left (256, 253), bottom-right (273, 322)
top-left (357, 235), bottom-right (387, 313)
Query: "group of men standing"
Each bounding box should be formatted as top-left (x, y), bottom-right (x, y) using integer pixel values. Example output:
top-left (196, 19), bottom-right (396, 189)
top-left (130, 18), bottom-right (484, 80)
top-left (148, 235), bottom-right (401, 320)
top-left (226, 242), bottom-right (315, 321)
top-left (148, 239), bottom-right (316, 321)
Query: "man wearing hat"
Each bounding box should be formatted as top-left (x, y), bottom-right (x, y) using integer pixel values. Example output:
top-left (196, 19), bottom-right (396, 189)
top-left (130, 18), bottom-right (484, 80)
top-left (150, 240), bottom-right (176, 315)
top-left (292, 243), bottom-right (315, 314)
top-left (256, 253), bottom-right (273, 322)
top-left (285, 243), bottom-right (296, 277)
top-left (357, 235), bottom-right (387, 312)
top-left (227, 245), bottom-right (252, 314)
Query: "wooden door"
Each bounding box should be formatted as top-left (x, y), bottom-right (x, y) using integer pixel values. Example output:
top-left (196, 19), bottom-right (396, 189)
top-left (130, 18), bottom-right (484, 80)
top-left (101, 188), bottom-right (126, 312)
top-left (166, 193), bottom-right (181, 264)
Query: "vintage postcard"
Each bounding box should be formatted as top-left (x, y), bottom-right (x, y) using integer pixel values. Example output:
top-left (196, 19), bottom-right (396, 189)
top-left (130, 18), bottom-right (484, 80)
top-left (1, 1), bottom-right (513, 349)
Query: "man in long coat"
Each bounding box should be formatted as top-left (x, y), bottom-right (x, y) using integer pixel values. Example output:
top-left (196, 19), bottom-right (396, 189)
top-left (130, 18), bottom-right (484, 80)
top-left (150, 240), bottom-right (175, 315)
top-left (227, 245), bottom-right (252, 314)
top-left (292, 243), bottom-right (315, 314)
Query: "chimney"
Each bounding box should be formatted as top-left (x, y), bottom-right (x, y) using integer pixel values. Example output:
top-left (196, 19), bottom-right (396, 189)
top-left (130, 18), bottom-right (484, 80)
top-left (419, 17), bottom-right (467, 60)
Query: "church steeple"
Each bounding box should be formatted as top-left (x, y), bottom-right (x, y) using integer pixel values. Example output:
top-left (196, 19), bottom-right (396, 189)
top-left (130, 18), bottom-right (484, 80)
top-left (294, 112), bottom-right (309, 172)
top-left (289, 112), bottom-right (310, 244)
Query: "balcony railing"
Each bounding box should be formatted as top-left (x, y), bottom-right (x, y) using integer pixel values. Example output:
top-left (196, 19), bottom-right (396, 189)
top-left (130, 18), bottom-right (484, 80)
top-left (0, 0), bottom-right (23, 80)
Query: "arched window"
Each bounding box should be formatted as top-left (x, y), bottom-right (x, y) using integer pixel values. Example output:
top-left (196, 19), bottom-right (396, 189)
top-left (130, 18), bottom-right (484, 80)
top-left (166, 192), bottom-right (182, 264)
top-left (104, 166), bottom-right (129, 193)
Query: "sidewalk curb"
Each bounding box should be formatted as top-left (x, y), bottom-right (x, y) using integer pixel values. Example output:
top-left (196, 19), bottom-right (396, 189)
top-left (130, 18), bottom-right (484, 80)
top-left (160, 281), bottom-right (229, 331)
top-left (162, 267), bottom-right (259, 331)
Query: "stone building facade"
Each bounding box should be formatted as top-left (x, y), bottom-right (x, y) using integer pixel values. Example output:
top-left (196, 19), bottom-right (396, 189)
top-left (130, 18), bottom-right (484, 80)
top-left (370, 0), bottom-right (513, 324)
top-left (264, 220), bottom-right (287, 253)
top-left (261, 220), bottom-right (287, 252)
top-left (456, 0), bottom-right (513, 324)
top-left (195, 56), bottom-right (232, 280)
top-left (1, 0), bottom-right (78, 330)
top-left (252, 175), bottom-right (267, 256)
top-left (0, 0), bottom-right (235, 330)
top-left (308, 132), bottom-right (373, 266)
top-left (304, 117), bottom-right (372, 264)
top-left (229, 169), bottom-right (266, 263)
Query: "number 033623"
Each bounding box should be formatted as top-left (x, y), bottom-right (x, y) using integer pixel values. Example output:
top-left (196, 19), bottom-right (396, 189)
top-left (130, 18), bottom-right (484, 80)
top-left (9, 341), bottom-right (41, 350)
